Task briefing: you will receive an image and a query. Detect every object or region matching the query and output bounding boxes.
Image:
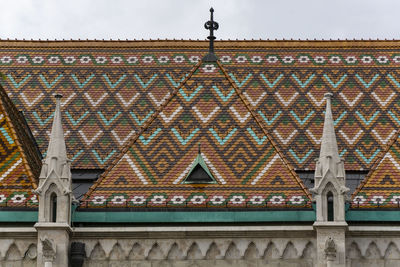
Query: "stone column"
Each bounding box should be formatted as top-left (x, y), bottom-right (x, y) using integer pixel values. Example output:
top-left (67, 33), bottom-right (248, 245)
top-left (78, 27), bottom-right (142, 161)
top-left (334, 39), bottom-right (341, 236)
top-left (35, 224), bottom-right (71, 267)
top-left (314, 222), bottom-right (347, 267)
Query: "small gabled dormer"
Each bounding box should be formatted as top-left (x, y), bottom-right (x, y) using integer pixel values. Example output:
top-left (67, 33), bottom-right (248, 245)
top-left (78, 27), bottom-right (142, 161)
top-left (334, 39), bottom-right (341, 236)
top-left (183, 145), bottom-right (217, 184)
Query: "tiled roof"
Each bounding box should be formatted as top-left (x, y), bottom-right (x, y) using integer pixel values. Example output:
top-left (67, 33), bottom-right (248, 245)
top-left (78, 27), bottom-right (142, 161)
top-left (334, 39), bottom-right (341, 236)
top-left (352, 130), bottom-right (400, 208)
top-left (1, 40), bottom-right (400, 171)
top-left (80, 59), bottom-right (311, 209)
top-left (0, 81), bottom-right (41, 208)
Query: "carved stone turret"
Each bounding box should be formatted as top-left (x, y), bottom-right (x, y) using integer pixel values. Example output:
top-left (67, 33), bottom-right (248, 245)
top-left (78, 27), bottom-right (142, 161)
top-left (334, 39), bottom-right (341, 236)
top-left (34, 95), bottom-right (74, 223)
top-left (311, 93), bottom-right (349, 222)
top-left (34, 95), bottom-right (73, 267)
top-left (312, 93), bottom-right (349, 267)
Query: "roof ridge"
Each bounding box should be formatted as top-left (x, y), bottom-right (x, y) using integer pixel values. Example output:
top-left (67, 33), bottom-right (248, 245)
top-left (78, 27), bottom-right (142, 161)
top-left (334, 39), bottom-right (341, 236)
top-left (0, 83), bottom-right (41, 189)
top-left (351, 129), bottom-right (400, 199)
top-left (217, 61), bottom-right (312, 200)
top-left (3, 39), bottom-right (400, 49)
top-left (2, 39), bottom-right (400, 42)
top-left (81, 60), bottom-right (203, 202)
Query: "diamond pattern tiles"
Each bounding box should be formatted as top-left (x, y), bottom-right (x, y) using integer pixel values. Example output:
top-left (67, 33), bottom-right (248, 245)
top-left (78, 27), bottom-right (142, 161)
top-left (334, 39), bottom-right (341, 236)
top-left (82, 60), bottom-right (311, 208)
top-left (2, 67), bottom-right (192, 169)
top-left (227, 67), bottom-right (400, 171)
top-left (352, 131), bottom-right (400, 208)
top-left (2, 41), bottom-right (400, 170)
top-left (0, 84), bottom-right (41, 207)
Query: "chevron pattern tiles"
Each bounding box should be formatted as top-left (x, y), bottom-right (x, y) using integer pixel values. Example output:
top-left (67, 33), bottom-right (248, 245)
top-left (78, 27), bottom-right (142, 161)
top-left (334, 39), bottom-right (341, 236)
top-left (81, 60), bottom-right (311, 208)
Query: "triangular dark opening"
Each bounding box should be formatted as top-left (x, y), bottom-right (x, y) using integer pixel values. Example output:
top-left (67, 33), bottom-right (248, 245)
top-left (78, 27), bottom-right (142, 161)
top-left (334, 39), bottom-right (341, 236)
top-left (186, 164), bottom-right (214, 183)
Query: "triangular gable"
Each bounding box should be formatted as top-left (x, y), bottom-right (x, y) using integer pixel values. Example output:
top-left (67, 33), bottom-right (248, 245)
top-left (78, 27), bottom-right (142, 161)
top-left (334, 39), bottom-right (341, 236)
top-left (82, 60), bottom-right (311, 208)
top-left (0, 83), bottom-right (41, 208)
top-left (183, 152), bottom-right (216, 184)
top-left (352, 130), bottom-right (400, 208)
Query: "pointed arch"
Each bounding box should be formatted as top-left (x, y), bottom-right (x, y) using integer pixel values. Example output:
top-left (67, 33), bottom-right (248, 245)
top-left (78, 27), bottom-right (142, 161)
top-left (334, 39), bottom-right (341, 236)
top-left (44, 183), bottom-right (60, 222)
top-left (167, 242), bottom-right (184, 260)
top-left (385, 242), bottom-right (400, 259)
top-left (5, 243), bottom-right (21, 261)
top-left (109, 242), bottom-right (125, 260)
top-left (147, 243), bottom-right (164, 260)
top-left (301, 241), bottom-right (316, 259)
top-left (282, 241), bottom-right (298, 259)
top-left (263, 241), bottom-right (280, 260)
top-left (89, 243), bottom-right (106, 260)
top-left (365, 241), bottom-right (382, 259)
top-left (128, 242), bottom-right (145, 260)
top-left (243, 242), bottom-right (260, 259)
top-left (186, 242), bottom-right (203, 260)
top-left (205, 242), bottom-right (221, 260)
top-left (347, 242), bottom-right (362, 259)
top-left (50, 192), bottom-right (57, 222)
top-left (224, 242), bottom-right (241, 260)
top-left (321, 182), bottom-right (338, 221)
top-left (327, 191), bottom-right (334, 221)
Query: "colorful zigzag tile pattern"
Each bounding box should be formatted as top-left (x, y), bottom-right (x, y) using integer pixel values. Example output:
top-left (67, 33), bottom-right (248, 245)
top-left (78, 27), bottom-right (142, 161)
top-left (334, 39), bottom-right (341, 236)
top-left (352, 131), bottom-right (400, 208)
top-left (0, 83), bottom-right (41, 207)
top-left (224, 67), bottom-right (400, 171)
top-left (1, 41), bottom-right (400, 171)
top-left (81, 60), bottom-right (311, 208)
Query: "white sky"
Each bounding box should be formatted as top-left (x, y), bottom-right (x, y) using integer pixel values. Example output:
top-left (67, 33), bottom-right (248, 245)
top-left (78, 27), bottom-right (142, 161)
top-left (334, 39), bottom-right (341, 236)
top-left (1, 0), bottom-right (399, 40)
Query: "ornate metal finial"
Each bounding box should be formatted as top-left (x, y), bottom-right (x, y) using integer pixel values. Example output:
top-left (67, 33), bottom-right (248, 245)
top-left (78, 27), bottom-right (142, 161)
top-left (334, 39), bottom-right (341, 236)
top-left (203, 7), bottom-right (219, 62)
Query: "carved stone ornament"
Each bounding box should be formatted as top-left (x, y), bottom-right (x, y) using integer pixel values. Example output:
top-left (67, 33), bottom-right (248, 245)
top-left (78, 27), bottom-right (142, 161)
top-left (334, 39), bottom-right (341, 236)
top-left (41, 237), bottom-right (56, 261)
top-left (324, 237), bottom-right (336, 261)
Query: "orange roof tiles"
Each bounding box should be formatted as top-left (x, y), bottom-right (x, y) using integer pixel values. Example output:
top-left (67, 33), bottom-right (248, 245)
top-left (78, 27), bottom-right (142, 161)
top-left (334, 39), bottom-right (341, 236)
top-left (2, 40), bottom-right (400, 171)
top-left (352, 130), bottom-right (400, 208)
top-left (81, 59), bottom-right (311, 209)
top-left (0, 82), bottom-right (41, 208)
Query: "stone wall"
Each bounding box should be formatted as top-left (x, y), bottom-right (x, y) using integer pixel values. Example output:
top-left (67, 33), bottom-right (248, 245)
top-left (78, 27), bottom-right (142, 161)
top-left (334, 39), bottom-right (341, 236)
top-left (0, 239), bottom-right (37, 267)
top-left (2, 227), bottom-right (400, 266)
top-left (75, 237), bottom-right (400, 266)
top-left (76, 238), bottom-right (315, 267)
top-left (346, 238), bottom-right (400, 267)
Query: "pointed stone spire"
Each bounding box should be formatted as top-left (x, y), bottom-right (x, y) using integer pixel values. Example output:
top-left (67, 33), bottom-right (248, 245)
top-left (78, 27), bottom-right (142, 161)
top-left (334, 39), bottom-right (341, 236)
top-left (40, 95), bottom-right (70, 178)
top-left (312, 92), bottom-right (349, 223)
top-left (313, 93), bottom-right (346, 185)
top-left (312, 93), bottom-right (349, 267)
top-left (34, 95), bottom-right (73, 267)
top-left (320, 93), bottom-right (339, 163)
top-left (38, 94), bottom-right (70, 181)
top-left (316, 93), bottom-right (341, 180)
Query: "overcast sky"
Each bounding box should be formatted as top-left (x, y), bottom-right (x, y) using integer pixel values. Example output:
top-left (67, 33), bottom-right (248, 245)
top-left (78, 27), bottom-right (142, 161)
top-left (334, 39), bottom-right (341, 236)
top-left (1, 0), bottom-right (399, 40)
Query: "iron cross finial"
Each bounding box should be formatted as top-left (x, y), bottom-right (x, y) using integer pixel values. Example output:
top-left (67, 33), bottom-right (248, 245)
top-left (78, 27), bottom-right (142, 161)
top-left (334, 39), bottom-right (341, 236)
top-left (203, 7), bottom-right (219, 62)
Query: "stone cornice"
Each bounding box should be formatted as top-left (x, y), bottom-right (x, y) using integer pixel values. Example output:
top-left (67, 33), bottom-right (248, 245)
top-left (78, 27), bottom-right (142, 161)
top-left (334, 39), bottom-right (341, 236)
top-left (0, 227), bottom-right (37, 238)
top-left (72, 225), bottom-right (315, 239)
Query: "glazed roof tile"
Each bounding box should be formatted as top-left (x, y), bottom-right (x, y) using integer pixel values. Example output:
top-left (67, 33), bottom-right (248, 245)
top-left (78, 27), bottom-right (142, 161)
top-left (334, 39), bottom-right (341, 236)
top-left (0, 81), bottom-right (41, 208)
top-left (81, 58), bottom-right (311, 208)
top-left (1, 40), bottom-right (400, 171)
top-left (352, 130), bottom-right (400, 208)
